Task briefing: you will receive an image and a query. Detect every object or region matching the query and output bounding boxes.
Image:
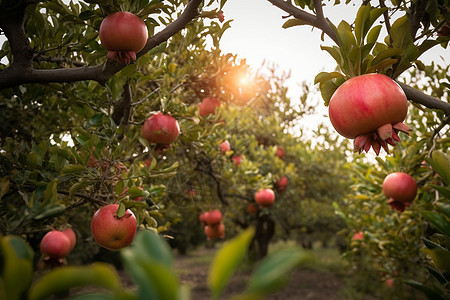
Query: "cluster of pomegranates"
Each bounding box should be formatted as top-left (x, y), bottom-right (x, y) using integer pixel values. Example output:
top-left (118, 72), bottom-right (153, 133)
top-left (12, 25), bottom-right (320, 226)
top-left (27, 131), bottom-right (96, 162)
top-left (200, 210), bottom-right (225, 240)
top-left (328, 73), bottom-right (411, 156)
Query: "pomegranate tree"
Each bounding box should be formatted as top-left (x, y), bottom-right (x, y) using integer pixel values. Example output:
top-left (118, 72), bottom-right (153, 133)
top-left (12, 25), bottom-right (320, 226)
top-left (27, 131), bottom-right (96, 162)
top-left (142, 113), bottom-right (180, 145)
top-left (382, 172), bottom-right (417, 212)
top-left (99, 11), bottom-right (148, 64)
top-left (328, 73), bottom-right (411, 155)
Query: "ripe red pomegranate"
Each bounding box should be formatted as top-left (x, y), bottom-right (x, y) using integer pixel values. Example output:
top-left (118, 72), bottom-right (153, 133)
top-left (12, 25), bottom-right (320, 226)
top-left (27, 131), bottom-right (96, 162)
top-left (352, 231), bottom-right (364, 240)
top-left (383, 172), bottom-right (417, 212)
top-left (62, 228), bottom-right (77, 251)
top-left (254, 188), bottom-right (275, 208)
top-left (142, 113), bottom-right (180, 145)
top-left (204, 209), bottom-right (222, 225)
top-left (205, 223), bottom-right (225, 239)
top-left (232, 155), bottom-right (242, 165)
top-left (328, 74), bottom-right (411, 155)
top-left (91, 204), bottom-right (137, 250)
top-left (199, 212), bottom-right (209, 225)
top-left (199, 97), bottom-right (221, 117)
top-left (220, 140), bottom-right (231, 153)
top-left (276, 146), bottom-right (285, 158)
top-left (277, 176), bottom-right (288, 192)
top-left (40, 230), bottom-right (72, 259)
top-left (99, 11), bottom-right (148, 64)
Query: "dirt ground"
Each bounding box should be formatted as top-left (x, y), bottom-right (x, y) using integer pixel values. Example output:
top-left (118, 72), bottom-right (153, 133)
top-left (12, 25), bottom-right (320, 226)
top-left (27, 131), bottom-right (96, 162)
top-left (174, 246), bottom-right (344, 300)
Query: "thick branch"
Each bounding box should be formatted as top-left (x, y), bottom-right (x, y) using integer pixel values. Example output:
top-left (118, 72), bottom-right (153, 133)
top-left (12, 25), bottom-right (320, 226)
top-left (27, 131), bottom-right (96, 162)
top-left (0, 0), bottom-right (202, 90)
top-left (398, 82), bottom-right (450, 115)
top-left (267, 0), bottom-right (339, 44)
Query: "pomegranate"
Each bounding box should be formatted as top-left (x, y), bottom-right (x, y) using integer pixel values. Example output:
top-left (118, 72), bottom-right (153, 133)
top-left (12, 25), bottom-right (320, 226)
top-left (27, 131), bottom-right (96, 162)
top-left (205, 223), bottom-right (225, 239)
top-left (220, 140), bottom-right (231, 153)
top-left (199, 97), bottom-right (221, 117)
top-left (383, 172), bottom-right (417, 212)
top-left (62, 228), bottom-right (77, 251)
top-left (276, 146), bottom-right (285, 158)
top-left (199, 212), bottom-right (209, 225)
top-left (91, 204), bottom-right (137, 250)
top-left (352, 231), bottom-right (364, 240)
top-left (254, 188), bottom-right (275, 208)
top-left (40, 231), bottom-right (72, 259)
top-left (328, 73), bottom-right (411, 155)
top-left (232, 155), bottom-right (242, 165)
top-left (276, 176), bottom-right (288, 192)
top-left (142, 113), bottom-right (180, 145)
top-left (204, 209), bottom-right (222, 225)
top-left (99, 11), bottom-right (148, 64)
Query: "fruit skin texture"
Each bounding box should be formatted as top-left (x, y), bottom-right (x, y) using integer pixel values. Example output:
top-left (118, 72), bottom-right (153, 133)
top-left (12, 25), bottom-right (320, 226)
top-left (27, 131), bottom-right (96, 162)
top-left (328, 73), bottom-right (411, 155)
top-left (62, 228), bottom-right (77, 251)
top-left (220, 140), bottom-right (231, 153)
top-left (91, 204), bottom-right (137, 250)
top-left (142, 113), bottom-right (180, 145)
top-left (204, 210), bottom-right (222, 225)
top-left (40, 231), bottom-right (72, 259)
top-left (99, 11), bottom-right (148, 64)
top-left (204, 223), bottom-right (225, 239)
top-left (199, 97), bottom-right (221, 117)
top-left (383, 172), bottom-right (417, 212)
top-left (254, 189), bottom-right (275, 208)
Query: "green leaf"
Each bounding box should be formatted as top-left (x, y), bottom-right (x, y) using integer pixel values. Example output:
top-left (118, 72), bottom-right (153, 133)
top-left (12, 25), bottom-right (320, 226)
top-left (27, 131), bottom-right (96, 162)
top-left (32, 205), bottom-right (65, 220)
top-left (282, 18), bottom-right (311, 29)
top-left (44, 180), bottom-right (59, 204)
top-left (423, 238), bottom-right (447, 251)
top-left (208, 227), bottom-right (255, 299)
top-left (0, 235), bottom-right (34, 300)
top-left (366, 58), bottom-right (398, 73)
top-left (0, 177), bottom-right (10, 199)
top-left (421, 247), bottom-right (450, 274)
top-left (116, 202), bottom-right (126, 218)
top-left (435, 202), bottom-right (450, 218)
top-left (320, 46), bottom-right (343, 66)
top-left (314, 72), bottom-right (344, 84)
top-left (425, 266), bottom-right (447, 285)
top-left (61, 164), bottom-right (87, 175)
top-left (354, 4), bottom-right (371, 45)
top-left (366, 25), bottom-right (382, 45)
top-left (368, 7), bottom-right (388, 34)
top-left (404, 279), bottom-right (445, 300)
top-left (427, 150), bottom-right (450, 186)
top-left (421, 210), bottom-right (450, 237)
top-left (121, 231), bottom-right (179, 300)
top-left (28, 263), bottom-right (123, 300)
top-left (244, 247), bottom-right (314, 297)
top-left (319, 80), bottom-right (339, 106)
top-left (390, 15), bottom-right (413, 49)
top-left (370, 48), bottom-right (404, 67)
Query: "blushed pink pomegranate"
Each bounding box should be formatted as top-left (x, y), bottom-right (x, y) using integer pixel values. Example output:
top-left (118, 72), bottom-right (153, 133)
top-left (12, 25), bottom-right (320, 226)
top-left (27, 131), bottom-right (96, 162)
top-left (99, 11), bottom-right (148, 64)
top-left (204, 223), bottom-right (225, 239)
top-left (383, 172), bottom-right (417, 212)
top-left (40, 230), bottom-right (72, 259)
top-left (199, 97), bottom-right (221, 117)
top-left (254, 188), bottom-right (275, 208)
top-left (204, 209), bottom-right (222, 225)
top-left (329, 74), bottom-right (411, 155)
top-left (142, 113), bottom-right (180, 145)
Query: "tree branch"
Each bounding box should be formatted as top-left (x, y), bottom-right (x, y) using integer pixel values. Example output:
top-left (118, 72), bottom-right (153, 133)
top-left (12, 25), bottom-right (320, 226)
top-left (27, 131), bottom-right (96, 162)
top-left (267, 0), bottom-right (339, 44)
top-left (398, 82), bottom-right (450, 115)
top-left (0, 0), bottom-right (202, 90)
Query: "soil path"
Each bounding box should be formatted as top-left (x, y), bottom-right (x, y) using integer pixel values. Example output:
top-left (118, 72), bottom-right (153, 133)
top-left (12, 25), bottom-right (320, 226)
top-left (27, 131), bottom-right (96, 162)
top-left (174, 246), bottom-right (344, 300)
